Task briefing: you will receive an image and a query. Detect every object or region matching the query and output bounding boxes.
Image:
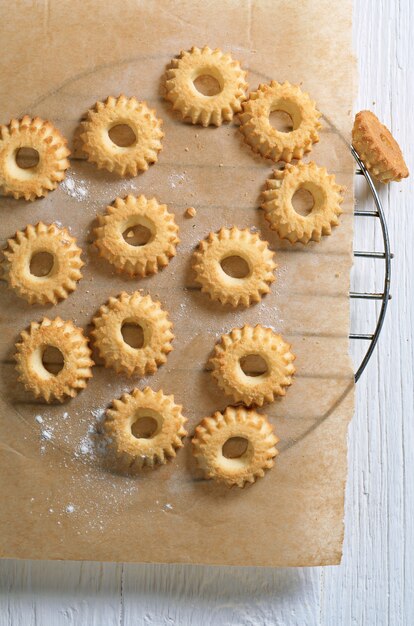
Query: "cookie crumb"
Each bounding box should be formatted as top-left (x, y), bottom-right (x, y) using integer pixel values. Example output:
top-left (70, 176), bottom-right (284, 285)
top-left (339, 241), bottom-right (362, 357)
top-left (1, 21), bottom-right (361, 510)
top-left (185, 207), bottom-right (197, 219)
top-left (184, 147), bottom-right (189, 152)
top-left (126, 230), bottom-right (134, 238)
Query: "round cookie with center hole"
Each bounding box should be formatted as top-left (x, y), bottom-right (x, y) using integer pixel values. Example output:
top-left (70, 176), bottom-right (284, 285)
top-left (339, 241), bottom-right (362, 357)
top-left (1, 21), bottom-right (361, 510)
top-left (238, 81), bottom-right (321, 163)
top-left (261, 161), bottom-right (344, 244)
top-left (92, 291), bottom-right (174, 377)
top-left (2, 222), bottom-right (83, 305)
top-left (79, 95), bottom-right (164, 176)
top-left (94, 194), bottom-right (179, 277)
top-left (164, 45), bottom-right (248, 127)
top-left (192, 226), bottom-right (276, 307)
top-left (0, 115), bottom-right (70, 201)
top-left (210, 324), bottom-right (295, 406)
top-left (15, 317), bottom-right (94, 403)
top-left (352, 110), bottom-right (409, 183)
top-left (103, 387), bottom-right (187, 472)
top-left (192, 406), bottom-right (279, 488)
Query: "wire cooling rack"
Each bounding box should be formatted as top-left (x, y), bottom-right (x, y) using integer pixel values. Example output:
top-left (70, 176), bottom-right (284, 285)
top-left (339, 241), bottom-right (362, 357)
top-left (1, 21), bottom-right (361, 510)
top-left (350, 145), bottom-right (392, 382)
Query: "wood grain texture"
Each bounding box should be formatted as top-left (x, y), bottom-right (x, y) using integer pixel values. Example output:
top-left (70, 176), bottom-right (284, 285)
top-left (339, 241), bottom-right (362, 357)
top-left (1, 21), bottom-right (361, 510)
top-left (0, 0), bottom-right (412, 623)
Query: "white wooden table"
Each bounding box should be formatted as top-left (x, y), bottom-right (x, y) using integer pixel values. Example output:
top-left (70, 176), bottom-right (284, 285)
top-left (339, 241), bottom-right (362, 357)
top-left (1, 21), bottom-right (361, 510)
top-left (1, 1), bottom-right (412, 624)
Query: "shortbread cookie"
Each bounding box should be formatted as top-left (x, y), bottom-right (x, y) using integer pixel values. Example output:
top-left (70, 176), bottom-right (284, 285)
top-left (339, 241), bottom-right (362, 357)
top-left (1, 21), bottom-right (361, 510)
top-left (103, 387), bottom-right (187, 472)
top-left (92, 291), bottom-right (174, 377)
top-left (239, 81), bottom-right (321, 162)
top-left (0, 116), bottom-right (70, 200)
top-left (193, 226), bottom-right (276, 307)
top-left (79, 95), bottom-right (163, 176)
top-left (352, 110), bottom-right (409, 183)
top-left (15, 317), bottom-right (93, 402)
top-left (210, 325), bottom-right (295, 406)
top-left (2, 222), bottom-right (83, 305)
top-left (94, 195), bottom-right (179, 276)
top-left (192, 406), bottom-right (278, 488)
top-left (261, 162), bottom-right (344, 244)
top-left (164, 46), bottom-right (248, 126)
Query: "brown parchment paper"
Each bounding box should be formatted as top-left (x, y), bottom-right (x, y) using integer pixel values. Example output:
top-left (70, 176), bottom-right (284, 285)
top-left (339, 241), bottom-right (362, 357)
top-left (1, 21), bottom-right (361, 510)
top-left (0, 0), bottom-right (355, 566)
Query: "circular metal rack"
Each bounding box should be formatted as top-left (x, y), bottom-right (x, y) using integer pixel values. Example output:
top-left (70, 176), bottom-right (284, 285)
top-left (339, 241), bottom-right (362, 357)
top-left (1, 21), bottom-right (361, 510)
top-left (350, 145), bottom-right (392, 382)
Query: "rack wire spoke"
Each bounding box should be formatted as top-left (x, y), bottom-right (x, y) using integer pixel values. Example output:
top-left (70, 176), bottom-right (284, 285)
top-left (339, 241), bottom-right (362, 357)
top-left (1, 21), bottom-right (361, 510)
top-left (350, 145), bottom-right (392, 382)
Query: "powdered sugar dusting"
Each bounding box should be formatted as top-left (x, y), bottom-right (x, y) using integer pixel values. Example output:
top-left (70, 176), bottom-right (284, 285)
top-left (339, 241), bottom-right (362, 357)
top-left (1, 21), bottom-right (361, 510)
top-left (73, 408), bottom-right (110, 461)
top-left (61, 172), bottom-right (89, 201)
top-left (32, 397), bottom-right (187, 533)
top-left (41, 428), bottom-right (53, 441)
top-left (116, 179), bottom-right (138, 195)
top-left (78, 437), bottom-right (93, 457)
top-left (91, 407), bottom-right (105, 422)
top-left (168, 172), bottom-right (187, 189)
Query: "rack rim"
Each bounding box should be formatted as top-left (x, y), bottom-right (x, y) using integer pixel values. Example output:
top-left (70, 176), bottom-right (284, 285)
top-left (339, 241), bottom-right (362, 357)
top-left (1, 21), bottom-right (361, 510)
top-left (351, 145), bottom-right (392, 383)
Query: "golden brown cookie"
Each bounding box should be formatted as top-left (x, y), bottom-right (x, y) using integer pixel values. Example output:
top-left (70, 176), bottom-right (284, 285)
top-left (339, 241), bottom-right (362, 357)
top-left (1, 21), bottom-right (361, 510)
top-left (0, 116), bottom-right (70, 200)
top-left (79, 95), bottom-right (163, 176)
top-left (164, 46), bottom-right (248, 126)
top-left (210, 325), bottom-right (295, 406)
top-left (103, 387), bottom-right (187, 472)
top-left (94, 194), bottom-right (179, 277)
top-left (2, 222), bottom-right (83, 305)
top-left (192, 226), bottom-right (276, 307)
top-left (352, 110), bottom-right (409, 183)
top-left (238, 81), bottom-right (321, 162)
top-left (192, 406), bottom-right (278, 488)
top-left (261, 162), bottom-right (344, 244)
top-left (15, 317), bottom-right (93, 403)
top-left (92, 291), bottom-right (174, 377)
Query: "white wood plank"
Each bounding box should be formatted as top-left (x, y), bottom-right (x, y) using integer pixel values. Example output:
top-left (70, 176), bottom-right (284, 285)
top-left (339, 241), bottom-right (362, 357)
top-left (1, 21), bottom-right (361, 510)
top-left (0, 560), bottom-right (122, 626)
top-left (1, 1), bottom-right (413, 625)
top-left (121, 564), bottom-right (320, 625)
